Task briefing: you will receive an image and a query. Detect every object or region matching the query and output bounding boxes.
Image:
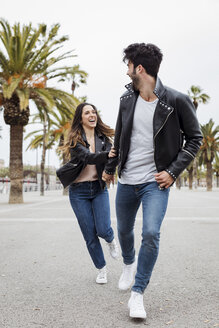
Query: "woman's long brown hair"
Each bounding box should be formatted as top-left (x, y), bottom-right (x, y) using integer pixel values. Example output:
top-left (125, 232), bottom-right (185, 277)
top-left (60, 103), bottom-right (114, 158)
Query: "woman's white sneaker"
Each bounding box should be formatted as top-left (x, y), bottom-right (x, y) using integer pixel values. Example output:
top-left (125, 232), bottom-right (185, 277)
top-left (96, 266), bottom-right (107, 284)
top-left (128, 291), bottom-right (147, 319)
top-left (107, 239), bottom-right (119, 259)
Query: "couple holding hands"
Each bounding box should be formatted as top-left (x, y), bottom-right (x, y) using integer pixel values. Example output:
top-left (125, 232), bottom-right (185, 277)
top-left (59, 43), bottom-right (202, 319)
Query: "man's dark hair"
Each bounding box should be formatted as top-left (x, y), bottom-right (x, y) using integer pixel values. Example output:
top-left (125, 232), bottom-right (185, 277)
top-left (123, 43), bottom-right (163, 78)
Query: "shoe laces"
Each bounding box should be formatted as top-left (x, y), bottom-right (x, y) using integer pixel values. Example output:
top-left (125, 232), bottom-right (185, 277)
top-left (98, 267), bottom-right (106, 278)
top-left (132, 294), bottom-right (144, 309)
top-left (109, 244), bottom-right (118, 253)
top-left (123, 263), bottom-right (134, 276)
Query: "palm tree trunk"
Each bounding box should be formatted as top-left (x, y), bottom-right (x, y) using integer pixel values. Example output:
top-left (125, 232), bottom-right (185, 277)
top-left (58, 135), bottom-right (69, 196)
top-left (206, 161), bottom-right (212, 191)
top-left (216, 173), bottom-right (219, 188)
top-left (188, 167), bottom-right (193, 190)
top-left (9, 125), bottom-right (23, 203)
top-left (40, 113), bottom-right (47, 196)
top-left (175, 175), bottom-right (181, 189)
top-left (193, 158), bottom-right (198, 189)
top-left (62, 152), bottom-right (69, 196)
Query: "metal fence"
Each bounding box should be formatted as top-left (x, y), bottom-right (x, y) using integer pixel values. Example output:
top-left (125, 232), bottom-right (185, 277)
top-left (0, 178), bottom-right (62, 194)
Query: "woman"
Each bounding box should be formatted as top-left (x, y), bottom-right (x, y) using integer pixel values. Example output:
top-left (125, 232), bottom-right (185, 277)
top-left (61, 102), bottom-right (119, 284)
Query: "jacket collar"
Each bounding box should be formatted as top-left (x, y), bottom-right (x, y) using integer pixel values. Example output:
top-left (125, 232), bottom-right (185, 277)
top-left (125, 76), bottom-right (166, 99)
top-left (153, 77), bottom-right (166, 99)
top-left (82, 131), bottom-right (89, 146)
top-left (125, 82), bottom-right (135, 93)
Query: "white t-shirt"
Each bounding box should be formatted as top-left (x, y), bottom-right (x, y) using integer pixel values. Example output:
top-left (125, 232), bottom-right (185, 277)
top-left (119, 95), bottom-right (158, 185)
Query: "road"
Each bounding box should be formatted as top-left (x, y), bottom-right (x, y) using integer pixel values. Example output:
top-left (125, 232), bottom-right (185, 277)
top-left (0, 187), bottom-right (218, 328)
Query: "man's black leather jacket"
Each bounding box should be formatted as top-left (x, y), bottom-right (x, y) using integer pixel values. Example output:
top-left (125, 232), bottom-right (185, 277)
top-left (105, 77), bottom-right (203, 181)
top-left (70, 131), bottom-right (112, 189)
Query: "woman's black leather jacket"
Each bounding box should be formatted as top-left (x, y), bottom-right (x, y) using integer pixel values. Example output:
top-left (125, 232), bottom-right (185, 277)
top-left (105, 77), bottom-right (203, 181)
top-left (70, 131), bottom-right (112, 189)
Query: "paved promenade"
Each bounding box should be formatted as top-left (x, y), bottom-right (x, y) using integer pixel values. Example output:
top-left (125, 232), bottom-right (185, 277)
top-left (0, 187), bottom-right (218, 328)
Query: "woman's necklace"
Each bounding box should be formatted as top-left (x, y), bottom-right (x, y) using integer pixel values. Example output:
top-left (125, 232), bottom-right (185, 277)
top-left (87, 136), bottom-right (95, 153)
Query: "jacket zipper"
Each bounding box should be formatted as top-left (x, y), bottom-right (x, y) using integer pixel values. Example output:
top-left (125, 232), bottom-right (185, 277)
top-left (182, 148), bottom-right (195, 159)
top-left (154, 108), bottom-right (173, 140)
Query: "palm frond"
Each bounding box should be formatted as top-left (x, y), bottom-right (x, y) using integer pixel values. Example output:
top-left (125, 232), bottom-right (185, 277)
top-left (0, 50), bottom-right (9, 73)
top-left (26, 134), bottom-right (44, 150)
top-left (16, 89), bottom-right (30, 110)
top-left (2, 76), bottom-right (23, 98)
top-left (24, 129), bottom-right (43, 140)
top-left (31, 88), bottom-right (55, 111)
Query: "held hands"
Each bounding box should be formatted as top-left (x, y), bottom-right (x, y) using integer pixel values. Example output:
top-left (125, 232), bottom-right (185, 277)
top-left (108, 147), bottom-right (117, 158)
top-left (102, 147), bottom-right (116, 185)
top-left (154, 171), bottom-right (174, 189)
top-left (102, 171), bottom-right (114, 185)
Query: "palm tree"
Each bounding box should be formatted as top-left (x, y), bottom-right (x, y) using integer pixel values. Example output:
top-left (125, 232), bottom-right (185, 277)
top-left (58, 64), bottom-right (88, 95)
top-left (26, 107), bottom-right (75, 195)
top-left (50, 111), bottom-right (73, 195)
top-left (0, 106), bottom-right (2, 138)
top-left (187, 86), bottom-right (210, 189)
top-left (25, 111), bottom-right (55, 195)
top-left (25, 67), bottom-right (87, 196)
top-left (197, 165), bottom-right (206, 187)
top-left (0, 19), bottom-right (82, 203)
top-left (199, 119), bottom-right (219, 191)
top-left (188, 86), bottom-right (210, 110)
top-left (213, 158), bottom-right (219, 188)
top-left (186, 161), bottom-right (193, 190)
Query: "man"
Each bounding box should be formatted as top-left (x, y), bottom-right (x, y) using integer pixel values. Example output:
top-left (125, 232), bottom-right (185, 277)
top-left (103, 43), bottom-right (202, 319)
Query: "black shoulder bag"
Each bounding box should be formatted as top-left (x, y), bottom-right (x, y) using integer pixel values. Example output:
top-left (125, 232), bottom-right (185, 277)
top-left (56, 160), bottom-right (84, 188)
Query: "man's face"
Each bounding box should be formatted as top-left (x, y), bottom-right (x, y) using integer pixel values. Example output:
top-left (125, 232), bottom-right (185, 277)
top-left (126, 61), bottom-right (140, 91)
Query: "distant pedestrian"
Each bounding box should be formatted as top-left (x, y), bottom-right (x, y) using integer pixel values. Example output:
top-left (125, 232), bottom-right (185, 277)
top-left (103, 43), bottom-right (202, 319)
top-left (61, 103), bottom-right (119, 284)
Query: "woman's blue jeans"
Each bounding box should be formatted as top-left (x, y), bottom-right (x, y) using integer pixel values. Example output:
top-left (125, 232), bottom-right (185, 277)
top-left (69, 180), bottom-right (114, 269)
top-left (116, 181), bottom-right (170, 294)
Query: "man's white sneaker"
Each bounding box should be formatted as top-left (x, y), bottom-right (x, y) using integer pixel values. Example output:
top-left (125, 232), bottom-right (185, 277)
top-left (107, 239), bottom-right (119, 259)
top-left (118, 257), bottom-right (137, 290)
top-left (128, 291), bottom-right (147, 319)
top-left (96, 266), bottom-right (107, 284)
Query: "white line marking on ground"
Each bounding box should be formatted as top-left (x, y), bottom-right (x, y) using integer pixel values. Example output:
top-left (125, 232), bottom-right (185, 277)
top-left (0, 198), bottom-right (63, 214)
top-left (0, 217), bottom-right (218, 222)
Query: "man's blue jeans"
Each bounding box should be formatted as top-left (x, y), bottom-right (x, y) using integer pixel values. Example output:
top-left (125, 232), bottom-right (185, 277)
top-left (69, 181), bottom-right (114, 269)
top-left (116, 181), bottom-right (169, 294)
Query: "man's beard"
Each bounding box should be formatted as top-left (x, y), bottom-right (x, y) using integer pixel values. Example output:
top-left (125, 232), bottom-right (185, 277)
top-left (130, 73), bottom-right (140, 91)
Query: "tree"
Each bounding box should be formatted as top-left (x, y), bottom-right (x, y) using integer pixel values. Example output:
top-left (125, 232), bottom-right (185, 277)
top-left (25, 69), bottom-right (87, 196)
top-left (199, 119), bottom-right (219, 191)
top-left (0, 19), bottom-right (81, 203)
top-left (61, 64), bottom-right (88, 95)
top-left (188, 86), bottom-right (210, 110)
top-left (187, 86), bottom-right (210, 189)
top-left (25, 107), bottom-right (75, 195)
top-left (50, 110), bottom-right (76, 195)
top-left (25, 110), bottom-right (54, 195)
top-left (213, 157), bottom-right (219, 188)
top-left (0, 106), bottom-right (2, 138)
top-left (186, 161), bottom-right (193, 190)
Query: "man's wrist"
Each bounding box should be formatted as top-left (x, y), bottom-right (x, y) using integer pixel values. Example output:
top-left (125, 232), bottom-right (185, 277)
top-left (104, 169), bottom-right (115, 175)
top-left (165, 169), bottom-right (177, 180)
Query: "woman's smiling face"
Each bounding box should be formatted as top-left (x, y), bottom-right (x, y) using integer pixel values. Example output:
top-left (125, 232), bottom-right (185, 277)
top-left (81, 105), bottom-right (97, 129)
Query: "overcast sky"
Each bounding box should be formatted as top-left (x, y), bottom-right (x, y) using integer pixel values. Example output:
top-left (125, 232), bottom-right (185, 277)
top-left (0, 0), bottom-right (219, 168)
